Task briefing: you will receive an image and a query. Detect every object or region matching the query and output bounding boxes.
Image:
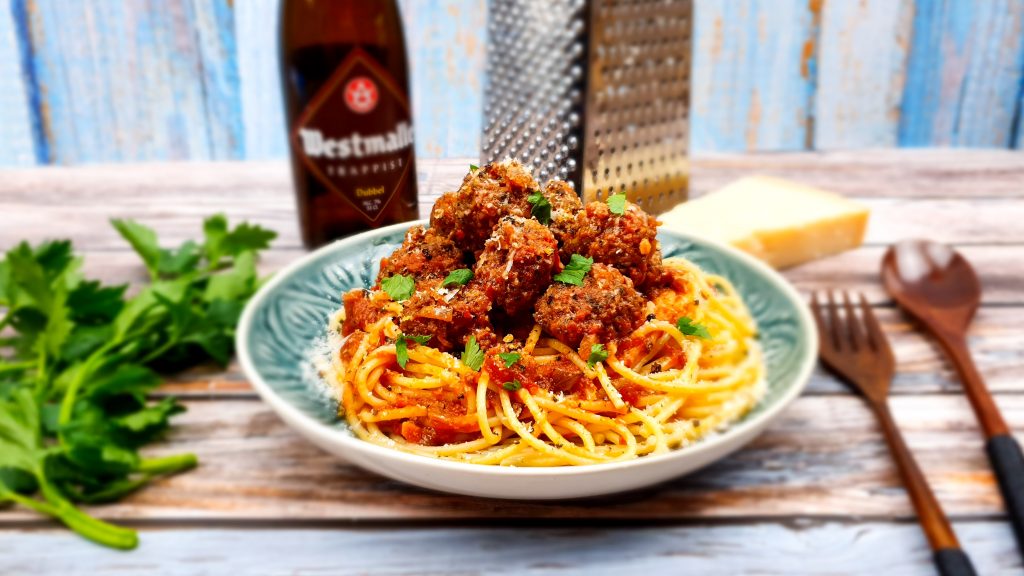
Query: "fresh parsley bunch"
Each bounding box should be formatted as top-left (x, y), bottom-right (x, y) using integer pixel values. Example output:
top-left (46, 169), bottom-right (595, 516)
top-left (0, 214), bottom-right (275, 549)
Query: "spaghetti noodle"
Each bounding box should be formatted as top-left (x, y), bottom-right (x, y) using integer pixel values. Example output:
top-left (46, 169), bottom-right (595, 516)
top-left (324, 160), bottom-right (765, 466)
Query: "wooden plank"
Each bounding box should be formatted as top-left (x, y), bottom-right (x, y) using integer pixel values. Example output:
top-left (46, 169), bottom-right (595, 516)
top-left (899, 0), bottom-right (1024, 147)
top-left (2, 153), bottom-right (1024, 250)
top-left (16, 0), bottom-right (236, 163)
top-left (813, 0), bottom-right (914, 149)
top-left (689, 149), bottom-right (1024, 199)
top-left (0, 2), bottom-right (37, 166)
top-left (1017, 74), bottom-right (1024, 149)
top-left (235, 0), bottom-right (287, 160)
top-left (786, 246), bottom-right (1024, 306)
top-left (398, 0), bottom-right (485, 158)
top-left (0, 523), bottom-right (1019, 575)
top-left (1, 187), bottom-right (1020, 250)
top-left (189, 0), bottom-right (244, 160)
top-left (1, 394), bottom-right (1021, 523)
top-left (690, 0), bottom-right (818, 152)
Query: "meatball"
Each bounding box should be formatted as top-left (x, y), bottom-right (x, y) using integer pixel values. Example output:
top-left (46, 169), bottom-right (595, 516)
top-left (398, 278), bottom-right (494, 352)
top-left (342, 289), bottom-right (390, 335)
top-left (376, 225), bottom-right (464, 285)
top-left (534, 263), bottom-right (646, 348)
top-left (428, 159), bottom-right (539, 253)
top-left (541, 179), bottom-right (583, 247)
top-left (560, 200), bottom-right (665, 289)
top-left (474, 216), bottom-right (560, 316)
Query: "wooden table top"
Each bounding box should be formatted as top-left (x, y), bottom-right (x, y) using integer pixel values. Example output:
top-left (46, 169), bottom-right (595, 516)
top-left (1, 150), bottom-right (1023, 575)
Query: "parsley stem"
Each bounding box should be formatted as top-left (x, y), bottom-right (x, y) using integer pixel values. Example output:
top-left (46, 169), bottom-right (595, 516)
top-left (138, 338), bottom-right (177, 365)
top-left (137, 453), bottom-right (198, 475)
top-left (5, 490), bottom-right (59, 517)
top-left (58, 340), bottom-right (118, 426)
top-left (33, 348), bottom-right (48, 396)
top-left (38, 478), bottom-right (138, 550)
top-left (0, 360), bottom-right (35, 374)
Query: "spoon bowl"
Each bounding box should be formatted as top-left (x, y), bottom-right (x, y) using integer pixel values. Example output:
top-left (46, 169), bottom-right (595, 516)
top-left (881, 239), bottom-right (980, 334)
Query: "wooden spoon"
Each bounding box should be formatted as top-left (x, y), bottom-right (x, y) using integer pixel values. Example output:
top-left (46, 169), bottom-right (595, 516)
top-left (882, 239), bottom-right (1024, 558)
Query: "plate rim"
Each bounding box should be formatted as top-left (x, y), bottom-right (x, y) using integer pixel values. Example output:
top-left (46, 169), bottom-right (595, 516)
top-left (236, 219), bottom-right (819, 477)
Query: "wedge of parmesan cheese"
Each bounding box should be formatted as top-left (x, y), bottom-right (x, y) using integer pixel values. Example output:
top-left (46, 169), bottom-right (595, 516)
top-left (660, 176), bottom-right (869, 269)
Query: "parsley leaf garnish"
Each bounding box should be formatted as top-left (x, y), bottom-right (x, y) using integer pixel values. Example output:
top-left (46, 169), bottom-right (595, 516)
top-left (587, 343), bottom-right (609, 367)
top-left (676, 317), bottom-right (712, 339)
top-left (553, 254), bottom-right (593, 285)
top-left (461, 336), bottom-right (485, 371)
top-left (503, 380), bottom-right (522, 392)
top-left (442, 268), bottom-right (473, 287)
top-left (380, 274), bottom-right (415, 302)
top-left (527, 191), bottom-right (552, 225)
top-left (469, 164), bottom-right (479, 171)
top-left (395, 334), bottom-right (432, 369)
top-left (498, 352), bottom-right (521, 368)
top-left (607, 192), bottom-right (627, 215)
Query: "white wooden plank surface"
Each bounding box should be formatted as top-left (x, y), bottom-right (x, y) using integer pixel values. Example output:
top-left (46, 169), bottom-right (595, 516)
top-left (3, 154), bottom-right (1024, 253)
top-left (813, 0), bottom-right (914, 149)
top-left (0, 523), bottom-right (1020, 576)
top-left (0, 189), bottom-right (1020, 250)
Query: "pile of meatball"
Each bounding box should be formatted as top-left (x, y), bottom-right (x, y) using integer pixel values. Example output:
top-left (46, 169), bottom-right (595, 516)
top-left (342, 159), bottom-right (667, 354)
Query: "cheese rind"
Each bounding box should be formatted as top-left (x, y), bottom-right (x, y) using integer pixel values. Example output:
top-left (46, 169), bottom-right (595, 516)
top-left (660, 176), bottom-right (869, 269)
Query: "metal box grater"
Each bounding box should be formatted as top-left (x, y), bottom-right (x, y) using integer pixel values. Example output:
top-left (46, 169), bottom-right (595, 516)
top-left (482, 0), bottom-right (692, 213)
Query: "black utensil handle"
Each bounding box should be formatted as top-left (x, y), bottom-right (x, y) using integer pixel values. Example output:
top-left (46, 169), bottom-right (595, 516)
top-left (987, 434), bottom-right (1024, 555)
top-left (934, 548), bottom-right (978, 576)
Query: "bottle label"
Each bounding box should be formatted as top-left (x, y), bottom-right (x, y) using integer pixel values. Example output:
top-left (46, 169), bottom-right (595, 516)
top-left (292, 47), bottom-right (414, 222)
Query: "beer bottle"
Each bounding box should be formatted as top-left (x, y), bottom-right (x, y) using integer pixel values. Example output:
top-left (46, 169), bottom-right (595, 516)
top-left (281, 0), bottom-right (418, 248)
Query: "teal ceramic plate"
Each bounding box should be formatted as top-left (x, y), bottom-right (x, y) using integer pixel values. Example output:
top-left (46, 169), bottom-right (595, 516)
top-left (237, 220), bottom-right (817, 499)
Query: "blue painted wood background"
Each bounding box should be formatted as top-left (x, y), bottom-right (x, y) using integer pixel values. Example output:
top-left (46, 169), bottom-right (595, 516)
top-left (1, 0), bottom-right (1023, 166)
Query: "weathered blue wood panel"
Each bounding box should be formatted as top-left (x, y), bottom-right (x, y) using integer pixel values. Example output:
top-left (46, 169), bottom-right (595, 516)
top-left (899, 0), bottom-right (1024, 147)
top-left (814, 0), bottom-right (914, 149)
top-left (4, 0), bottom-right (1024, 164)
top-left (398, 0), bottom-right (485, 158)
top-left (690, 0), bottom-right (818, 152)
top-left (235, 0), bottom-right (287, 160)
top-left (1015, 61), bottom-right (1024, 150)
top-left (190, 0), bottom-right (243, 159)
top-left (0, 0), bottom-right (36, 166)
top-left (15, 0), bottom-right (245, 164)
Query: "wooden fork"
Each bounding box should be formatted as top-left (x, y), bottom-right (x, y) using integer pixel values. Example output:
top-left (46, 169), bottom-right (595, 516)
top-left (811, 291), bottom-right (977, 576)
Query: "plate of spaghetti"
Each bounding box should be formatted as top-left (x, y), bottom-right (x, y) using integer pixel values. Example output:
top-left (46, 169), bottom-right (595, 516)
top-left (238, 160), bottom-right (817, 499)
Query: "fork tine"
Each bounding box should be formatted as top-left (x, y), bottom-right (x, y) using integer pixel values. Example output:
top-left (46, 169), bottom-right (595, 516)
top-left (825, 290), bottom-right (843, 351)
top-left (810, 292), bottom-right (830, 352)
top-left (858, 292), bottom-right (889, 355)
top-left (842, 291), bottom-right (867, 351)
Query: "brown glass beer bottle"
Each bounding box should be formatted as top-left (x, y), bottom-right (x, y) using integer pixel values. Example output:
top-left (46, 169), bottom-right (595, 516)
top-left (281, 0), bottom-right (418, 248)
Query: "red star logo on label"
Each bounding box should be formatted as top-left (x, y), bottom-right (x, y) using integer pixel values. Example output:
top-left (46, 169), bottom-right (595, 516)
top-left (344, 77), bottom-right (378, 114)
